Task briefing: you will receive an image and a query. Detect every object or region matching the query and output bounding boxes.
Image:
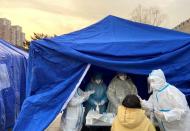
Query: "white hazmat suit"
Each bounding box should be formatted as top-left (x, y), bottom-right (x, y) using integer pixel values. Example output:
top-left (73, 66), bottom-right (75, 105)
top-left (61, 88), bottom-right (94, 131)
top-left (141, 69), bottom-right (190, 131)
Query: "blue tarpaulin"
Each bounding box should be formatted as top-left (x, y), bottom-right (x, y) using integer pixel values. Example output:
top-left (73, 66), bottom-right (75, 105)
top-left (14, 15), bottom-right (190, 131)
top-left (0, 39), bottom-right (28, 130)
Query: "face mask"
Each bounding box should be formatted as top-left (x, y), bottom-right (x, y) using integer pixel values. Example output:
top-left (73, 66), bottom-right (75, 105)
top-left (149, 77), bottom-right (165, 91)
top-left (150, 83), bottom-right (161, 91)
top-left (95, 79), bottom-right (101, 84)
top-left (119, 75), bottom-right (127, 81)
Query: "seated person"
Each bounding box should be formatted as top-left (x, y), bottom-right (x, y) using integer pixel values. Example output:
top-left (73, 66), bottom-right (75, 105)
top-left (85, 73), bottom-right (108, 114)
top-left (111, 94), bottom-right (156, 131)
top-left (107, 73), bottom-right (138, 114)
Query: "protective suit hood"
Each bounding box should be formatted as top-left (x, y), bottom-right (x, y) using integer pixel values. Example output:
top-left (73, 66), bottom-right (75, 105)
top-left (117, 106), bottom-right (146, 128)
top-left (148, 69), bottom-right (167, 92)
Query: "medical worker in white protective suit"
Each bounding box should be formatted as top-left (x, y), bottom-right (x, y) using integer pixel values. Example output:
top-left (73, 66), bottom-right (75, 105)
top-left (61, 88), bottom-right (94, 131)
top-left (141, 69), bottom-right (190, 131)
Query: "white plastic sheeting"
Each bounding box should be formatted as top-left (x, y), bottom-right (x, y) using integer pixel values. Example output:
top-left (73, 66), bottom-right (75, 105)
top-left (0, 39), bottom-right (28, 130)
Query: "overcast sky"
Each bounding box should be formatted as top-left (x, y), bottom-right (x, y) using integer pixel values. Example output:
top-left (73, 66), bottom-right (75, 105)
top-left (0, 0), bottom-right (190, 39)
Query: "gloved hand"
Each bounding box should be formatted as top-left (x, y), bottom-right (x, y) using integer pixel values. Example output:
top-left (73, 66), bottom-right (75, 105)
top-left (87, 90), bottom-right (95, 95)
top-left (96, 104), bottom-right (100, 113)
top-left (99, 100), bottom-right (105, 106)
top-left (137, 96), bottom-right (151, 111)
top-left (83, 92), bottom-right (92, 101)
top-left (83, 90), bottom-right (95, 100)
top-left (137, 95), bottom-right (145, 105)
top-left (155, 111), bottom-right (165, 120)
top-left (137, 95), bottom-right (142, 101)
top-left (83, 94), bottom-right (89, 101)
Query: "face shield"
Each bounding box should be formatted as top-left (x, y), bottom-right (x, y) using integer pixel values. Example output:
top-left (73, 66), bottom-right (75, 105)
top-left (148, 76), bottom-right (161, 93)
top-left (148, 69), bottom-right (167, 92)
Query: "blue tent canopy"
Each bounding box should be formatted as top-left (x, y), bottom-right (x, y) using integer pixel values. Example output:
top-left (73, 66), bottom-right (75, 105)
top-left (0, 39), bottom-right (28, 130)
top-left (14, 15), bottom-right (190, 131)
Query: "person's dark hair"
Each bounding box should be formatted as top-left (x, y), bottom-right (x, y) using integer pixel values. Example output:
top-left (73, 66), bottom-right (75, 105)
top-left (122, 95), bottom-right (141, 109)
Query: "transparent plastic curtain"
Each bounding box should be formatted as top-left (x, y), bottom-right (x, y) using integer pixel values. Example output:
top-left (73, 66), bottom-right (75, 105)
top-left (0, 41), bottom-right (26, 129)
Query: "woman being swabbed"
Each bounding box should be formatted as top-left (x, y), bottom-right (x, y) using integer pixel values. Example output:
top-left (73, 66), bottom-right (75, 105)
top-left (111, 94), bottom-right (156, 131)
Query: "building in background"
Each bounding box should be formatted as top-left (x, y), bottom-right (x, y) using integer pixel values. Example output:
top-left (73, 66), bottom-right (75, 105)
top-left (12, 26), bottom-right (23, 47)
top-left (174, 18), bottom-right (190, 34)
top-left (0, 18), bottom-right (11, 42)
top-left (0, 18), bottom-right (25, 47)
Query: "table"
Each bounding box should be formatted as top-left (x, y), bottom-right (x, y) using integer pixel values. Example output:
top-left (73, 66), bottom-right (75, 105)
top-left (83, 110), bottom-right (114, 131)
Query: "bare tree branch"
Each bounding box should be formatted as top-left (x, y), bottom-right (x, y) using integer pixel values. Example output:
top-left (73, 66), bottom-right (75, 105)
top-left (131, 5), bottom-right (166, 26)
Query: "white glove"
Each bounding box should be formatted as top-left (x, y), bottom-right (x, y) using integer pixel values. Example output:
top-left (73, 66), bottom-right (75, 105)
top-left (99, 100), bottom-right (105, 106)
top-left (137, 95), bottom-right (145, 105)
top-left (83, 90), bottom-right (95, 100)
top-left (137, 95), bottom-right (142, 101)
top-left (87, 90), bottom-right (95, 95)
top-left (83, 93), bottom-right (91, 101)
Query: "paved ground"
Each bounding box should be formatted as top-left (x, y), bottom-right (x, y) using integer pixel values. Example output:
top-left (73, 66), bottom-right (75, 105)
top-left (46, 113), bottom-right (62, 131)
